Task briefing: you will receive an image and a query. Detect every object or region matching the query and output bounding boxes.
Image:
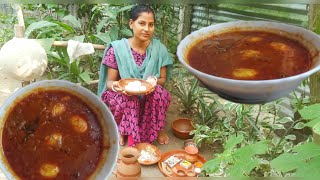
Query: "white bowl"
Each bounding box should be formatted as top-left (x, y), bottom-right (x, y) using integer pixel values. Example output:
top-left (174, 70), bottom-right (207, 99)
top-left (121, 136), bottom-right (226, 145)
top-left (177, 21), bottom-right (320, 104)
top-left (0, 80), bottom-right (119, 179)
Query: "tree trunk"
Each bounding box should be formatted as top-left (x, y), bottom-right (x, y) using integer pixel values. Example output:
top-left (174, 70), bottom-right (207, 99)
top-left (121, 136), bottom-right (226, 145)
top-left (177, 5), bottom-right (193, 41)
top-left (309, 4), bottom-right (320, 145)
top-left (309, 4), bottom-right (320, 104)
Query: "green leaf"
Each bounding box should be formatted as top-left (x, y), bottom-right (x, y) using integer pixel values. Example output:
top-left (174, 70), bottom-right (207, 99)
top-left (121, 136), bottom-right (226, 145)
top-left (271, 142), bottom-right (320, 172)
top-left (233, 140), bottom-right (269, 160)
top-left (224, 134), bottom-right (244, 150)
top-left (271, 124), bottom-right (286, 130)
top-left (79, 71), bottom-right (91, 84)
top-left (203, 158), bottom-right (221, 174)
top-left (72, 35), bottom-right (85, 43)
top-left (33, 38), bottom-right (54, 53)
top-left (277, 117), bottom-right (294, 124)
top-left (118, 5), bottom-right (134, 12)
top-left (271, 153), bottom-right (300, 172)
top-left (295, 156), bottom-right (320, 177)
top-left (109, 26), bottom-right (119, 41)
top-left (58, 72), bottom-right (71, 80)
top-left (294, 122), bottom-right (306, 129)
top-left (285, 134), bottom-right (296, 141)
top-left (283, 141), bottom-right (293, 152)
top-left (49, 57), bottom-right (67, 66)
top-left (272, 137), bottom-right (280, 146)
top-left (226, 140), bottom-right (268, 176)
top-left (313, 122), bottom-right (320, 134)
top-left (120, 28), bottom-right (133, 37)
top-left (96, 18), bottom-right (110, 33)
top-left (94, 33), bottom-right (111, 44)
top-left (56, 9), bottom-right (67, 17)
top-left (305, 117), bottom-right (320, 127)
top-left (227, 159), bottom-right (260, 176)
top-left (53, 21), bottom-right (76, 33)
top-left (25, 21), bottom-right (58, 38)
top-left (299, 103), bottom-right (320, 120)
top-left (104, 9), bottom-right (117, 19)
top-left (62, 15), bottom-right (81, 29)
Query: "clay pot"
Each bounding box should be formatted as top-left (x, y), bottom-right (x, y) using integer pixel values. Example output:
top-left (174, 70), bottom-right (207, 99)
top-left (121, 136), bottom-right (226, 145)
top-left (171, 118), bottom-right (194, 139)
top-left (116, 147), bottom-right (141, 177)
top-left (184, 139), bottom-right (199, 163)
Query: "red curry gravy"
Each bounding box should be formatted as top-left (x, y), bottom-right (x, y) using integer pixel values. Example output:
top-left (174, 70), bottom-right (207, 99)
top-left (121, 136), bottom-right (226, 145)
top-left (187, 30), bottom-right (312, 80)
top-left (2, 90), bottom-right (104, 180)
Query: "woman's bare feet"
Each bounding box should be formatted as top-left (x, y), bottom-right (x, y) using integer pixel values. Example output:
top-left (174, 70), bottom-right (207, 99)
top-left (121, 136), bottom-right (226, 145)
top-left (157, 130), bottom-right (169, 145)
top-left (119, 134), bottom-right (125, 146)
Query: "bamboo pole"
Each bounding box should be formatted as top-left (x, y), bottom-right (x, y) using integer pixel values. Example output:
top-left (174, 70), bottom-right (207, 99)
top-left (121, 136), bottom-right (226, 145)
top-left (52, 41), bottom-right (106, 51)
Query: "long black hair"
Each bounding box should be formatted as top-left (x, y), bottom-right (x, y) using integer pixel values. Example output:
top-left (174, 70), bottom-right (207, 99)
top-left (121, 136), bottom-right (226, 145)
top-left (129, 5), bottom-right (155, 22)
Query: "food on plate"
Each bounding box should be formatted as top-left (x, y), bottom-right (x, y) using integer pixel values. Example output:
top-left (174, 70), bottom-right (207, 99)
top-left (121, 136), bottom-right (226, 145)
top-left (180, 160), bottom-right (192, 169)
top-left (2, 89), bottom-right (105, 179)
top-left (194, 167), bottom-right (202, 174)
top-left (164, 155), bottom-right (181, 168)
top-left (177, 170), bottom-right (186, 176)
top-left (161, 162), bottom-right (173, 175)
top-left (138, 148), bottom-right (158, 163)
top-left (194, 161), bottom-right (203, 168)
top-left (187, 30), bottom-right (312, 80)
top-left (186, 170), bottom-right (196, 177)
top-left (125, 80), bottom-right (147, 92)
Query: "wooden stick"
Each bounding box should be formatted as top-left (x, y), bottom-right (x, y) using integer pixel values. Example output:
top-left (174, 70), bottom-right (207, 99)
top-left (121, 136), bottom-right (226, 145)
top-left (77, 79), bottom-right (99, 86)
top-left (52, 41), bottom-right (106, 50)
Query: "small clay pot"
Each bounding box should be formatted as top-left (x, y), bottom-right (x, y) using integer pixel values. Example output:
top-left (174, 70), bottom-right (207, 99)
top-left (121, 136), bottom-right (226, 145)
top-left (176, 170), bottom-right (186, 177)
top-left (184, 139), bottom-right (196, 148)
top-left (186, 170), bottom-right (196, 177)
top-left (116, 147), bottom-right (141, 177)
top-left (171, 118), bottom-right (194, 139)
top-left (184, 139), bottom-right (199, 163)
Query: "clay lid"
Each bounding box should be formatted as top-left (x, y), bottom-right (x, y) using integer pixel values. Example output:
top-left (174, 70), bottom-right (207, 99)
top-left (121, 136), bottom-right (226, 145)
top-left (184, 146), bottom-right (198, 154)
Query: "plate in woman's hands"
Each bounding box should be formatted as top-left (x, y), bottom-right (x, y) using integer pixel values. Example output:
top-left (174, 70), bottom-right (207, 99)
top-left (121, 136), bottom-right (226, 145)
top-left (118, 78), bottom-right (153, 95)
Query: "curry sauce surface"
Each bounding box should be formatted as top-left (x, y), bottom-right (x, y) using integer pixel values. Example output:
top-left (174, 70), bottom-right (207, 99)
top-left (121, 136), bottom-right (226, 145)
top-left (187, 31), bottom-right (312, 80)
top-left (2, 90), bottom-right (104, 180)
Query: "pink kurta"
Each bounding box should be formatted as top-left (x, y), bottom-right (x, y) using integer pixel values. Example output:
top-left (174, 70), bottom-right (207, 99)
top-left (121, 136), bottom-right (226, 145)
top-left (101, 47), bottom-right (171, 146)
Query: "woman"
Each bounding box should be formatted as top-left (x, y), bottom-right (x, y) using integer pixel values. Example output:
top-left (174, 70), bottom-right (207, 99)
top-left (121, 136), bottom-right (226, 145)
top-left (97, 5), bottom-right (173, 146)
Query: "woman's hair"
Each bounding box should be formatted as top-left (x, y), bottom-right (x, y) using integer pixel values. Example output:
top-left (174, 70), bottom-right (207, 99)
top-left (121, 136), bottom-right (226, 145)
top-left (129, 5), bottom-right (155, 22)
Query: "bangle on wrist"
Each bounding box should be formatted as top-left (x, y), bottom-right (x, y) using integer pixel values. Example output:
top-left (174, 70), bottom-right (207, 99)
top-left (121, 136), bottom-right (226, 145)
top-left (111, 82), bottom-right (117, 92)
top-left (148, 76), bottom-right (157, 82)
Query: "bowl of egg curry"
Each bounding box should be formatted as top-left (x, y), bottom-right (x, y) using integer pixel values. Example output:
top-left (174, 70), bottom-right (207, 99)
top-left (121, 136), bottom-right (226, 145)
top-left (177, 21), bottom-right (320, 104)
top-left (0, 80), bottom-right (119, 180)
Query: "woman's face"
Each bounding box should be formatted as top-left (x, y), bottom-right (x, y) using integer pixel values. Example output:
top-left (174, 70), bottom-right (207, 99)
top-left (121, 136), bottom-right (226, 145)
top-left (130, 12), bottom-right (155, 42)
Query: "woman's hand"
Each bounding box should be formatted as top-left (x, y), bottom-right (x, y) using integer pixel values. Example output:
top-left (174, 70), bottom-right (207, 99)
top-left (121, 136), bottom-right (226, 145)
top-left (111, 81), bottom-right (121, 92)
top-left (146, 76), bottom-right (157, 94)
top-left (146, 76), bottom-right (157, 86)
top-left (112, 81), bottom-right (132, 96)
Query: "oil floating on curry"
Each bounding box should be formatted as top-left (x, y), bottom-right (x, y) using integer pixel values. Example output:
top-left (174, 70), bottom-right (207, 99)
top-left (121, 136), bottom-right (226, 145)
top-left (2, 89), bottom-right (106, 180)
top-left (187, 30), bottom-right (312, 80)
